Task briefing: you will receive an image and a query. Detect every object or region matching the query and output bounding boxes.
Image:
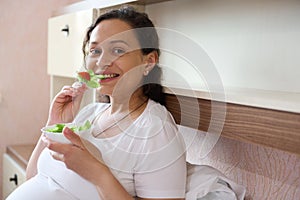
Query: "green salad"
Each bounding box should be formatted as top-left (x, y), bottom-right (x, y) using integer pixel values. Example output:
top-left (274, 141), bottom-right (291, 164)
top-left (45, 120), bottom-right (91, 133)
top-left (77, 70), bottom-right (105, 88)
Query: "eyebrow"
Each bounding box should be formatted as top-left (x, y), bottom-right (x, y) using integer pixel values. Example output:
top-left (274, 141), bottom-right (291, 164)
top-left (90, 40), bottom-right (129, 46)
top-left (110, 40), bottom-right (129, 46)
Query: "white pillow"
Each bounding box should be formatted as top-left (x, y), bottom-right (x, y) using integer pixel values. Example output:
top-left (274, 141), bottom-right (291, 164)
top-left (186, 163), bottom-right (246, 200)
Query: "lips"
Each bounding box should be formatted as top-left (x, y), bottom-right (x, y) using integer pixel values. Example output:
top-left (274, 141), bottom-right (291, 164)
top-left (98, 73), bottom-right (120, 83)
top-left (101, 73), bottom-right (120, 79)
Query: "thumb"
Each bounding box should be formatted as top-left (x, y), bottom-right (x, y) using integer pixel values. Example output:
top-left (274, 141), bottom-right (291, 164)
top-left (72, 82), bottom-right (87, 111)
top-left (63, 127), bottom-right (84, 149)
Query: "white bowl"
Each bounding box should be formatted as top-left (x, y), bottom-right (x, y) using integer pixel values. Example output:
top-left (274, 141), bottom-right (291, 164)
top-left (41, 123), bottom-right (74, 144)
top-left (41, 122), bottom-right (92, 144)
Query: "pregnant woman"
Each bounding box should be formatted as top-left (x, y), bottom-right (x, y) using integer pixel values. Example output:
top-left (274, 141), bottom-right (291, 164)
top-left (7, 6), bottom-right (186, 200)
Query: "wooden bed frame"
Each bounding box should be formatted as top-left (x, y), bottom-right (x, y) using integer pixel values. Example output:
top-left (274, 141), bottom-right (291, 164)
top-left (164, 89), bottom-right (300, 199)
top-left (164, 92), bottom-right (300, 155)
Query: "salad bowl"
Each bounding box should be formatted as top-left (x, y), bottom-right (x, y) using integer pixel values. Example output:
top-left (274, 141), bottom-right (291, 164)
top-left (41, 121), bottom-right (91, 144)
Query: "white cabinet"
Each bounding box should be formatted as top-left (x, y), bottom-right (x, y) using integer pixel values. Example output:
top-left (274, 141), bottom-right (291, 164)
top-left (2, 153), bottom-right (26, 199)
top-left (47, 9), bottom-right (99, 102)
top-left (47, 9), bottom-right (98, 78)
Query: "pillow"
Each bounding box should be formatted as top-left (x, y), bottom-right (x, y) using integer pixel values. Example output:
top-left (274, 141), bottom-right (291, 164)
top-left (186, 163), bottom-right (246, 200)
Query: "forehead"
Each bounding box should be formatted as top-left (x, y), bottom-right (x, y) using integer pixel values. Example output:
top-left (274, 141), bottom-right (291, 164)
top-left (89, 19), bottom-right (139, 47)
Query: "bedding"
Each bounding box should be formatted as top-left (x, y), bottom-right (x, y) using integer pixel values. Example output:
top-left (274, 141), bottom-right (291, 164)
top-left (185, 163), bottom-right (246, 200)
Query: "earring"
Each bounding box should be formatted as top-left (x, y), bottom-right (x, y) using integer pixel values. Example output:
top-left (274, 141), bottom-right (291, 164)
top-left (144, 70), bottom-right (149, 76)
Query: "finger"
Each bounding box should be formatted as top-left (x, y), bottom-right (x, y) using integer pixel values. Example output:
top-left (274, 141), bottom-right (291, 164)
top-left (45, 139), bottom-right (69, 154)
top-left (62, 88), bottom-right (78, 97)
top-left (41, 135), bottom-right (50, 146)
top-left (72, 82), bottom-right (88, 93)
top-left (63, 127), bottom-right (84, 150)
top-left (42, 134), bottom-right (68, 147)
top-left (76, 84), bottom-right (87, 93)
top-left (72, 81), bottom-right (84, 88)
top-left (61, 85), bottom-right (79, 94)
top-left (63, 86), bottom-right (86, 98)
top-left (42, 132), bottom-right (73, 154)
top-left (52, 87), bottom-right (74, 103)
top-left (50, 151), bottom-right (65, 161)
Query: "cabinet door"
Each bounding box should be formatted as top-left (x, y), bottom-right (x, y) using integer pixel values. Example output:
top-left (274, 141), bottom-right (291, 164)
top-left (2, 153), bottom-right (26, 199)
top-left (47, 9), bottom-right (96, 78)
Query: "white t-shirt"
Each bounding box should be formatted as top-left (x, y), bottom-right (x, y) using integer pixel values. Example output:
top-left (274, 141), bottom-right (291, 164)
top-left (6, 100), bottom-right (186, 200)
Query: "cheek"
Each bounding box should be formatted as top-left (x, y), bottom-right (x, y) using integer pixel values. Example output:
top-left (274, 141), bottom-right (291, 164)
top-left (85, 57), bottom-right (95, 70)
top-left (85, 58), bottom-right (102, 73)
top-left (119, 63), bottom-right (145, 85)
top-left (117, 56), bottom-right (145, 74)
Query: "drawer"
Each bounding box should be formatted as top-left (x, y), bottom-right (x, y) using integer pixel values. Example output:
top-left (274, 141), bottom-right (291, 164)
top-left (2, 153), bottom-right (26, 199)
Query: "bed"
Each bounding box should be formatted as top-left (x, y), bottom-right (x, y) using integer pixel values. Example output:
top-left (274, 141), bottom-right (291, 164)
top-left (163, 89), bottom-right (300, 200)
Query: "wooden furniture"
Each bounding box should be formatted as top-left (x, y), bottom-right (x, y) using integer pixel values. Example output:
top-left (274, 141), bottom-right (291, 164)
top-left (164, 88), bottom-right (300, 200)
top-left (165, 90), bottom-right (300, 155)
top-left (2, 145), bottom-right (35, 199)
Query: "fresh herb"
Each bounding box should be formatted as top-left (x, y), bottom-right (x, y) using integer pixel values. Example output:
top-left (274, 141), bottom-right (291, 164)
top-left (45, 120), bottom-right (92, 133)
top-left (46, 123), bottom-right (65, 133)
top-left (77, 70), bottom-right (105, 88)
top-left (77, 120), bottom-right (92, 131)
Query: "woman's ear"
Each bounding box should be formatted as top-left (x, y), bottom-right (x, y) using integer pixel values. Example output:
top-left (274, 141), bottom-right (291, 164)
top-left (144, 51), bottom-right (158, 76)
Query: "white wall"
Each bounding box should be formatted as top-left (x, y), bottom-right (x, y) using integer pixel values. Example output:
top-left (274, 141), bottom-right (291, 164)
top-left (146, 0), bottom-right (300, 111)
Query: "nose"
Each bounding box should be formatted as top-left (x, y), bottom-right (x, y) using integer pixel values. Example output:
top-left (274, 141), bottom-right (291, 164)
top-left (95, 51), bottom-right (114, 70)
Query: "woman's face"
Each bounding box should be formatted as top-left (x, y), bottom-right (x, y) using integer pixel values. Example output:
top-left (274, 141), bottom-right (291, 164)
top-left (86, 19), bottom-right (148, 98)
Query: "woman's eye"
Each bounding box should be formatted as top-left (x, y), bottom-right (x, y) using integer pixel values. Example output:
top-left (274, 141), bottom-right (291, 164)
top-left (112, 48), bottom-right (125, 55)
top-left (89, 49), bottom-right (101, 56)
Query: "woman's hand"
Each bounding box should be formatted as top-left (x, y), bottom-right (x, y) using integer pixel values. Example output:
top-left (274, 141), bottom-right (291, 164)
top-left (47, 82), bottom-right (87, 125)
top-left (43, 127), bottom-right (135, 199)
top-left (43, 127), bottom-right (105, 183)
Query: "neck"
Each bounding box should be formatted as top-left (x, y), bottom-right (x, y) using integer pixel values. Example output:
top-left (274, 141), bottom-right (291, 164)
top-left (108, 88), bottom-right (148, 115)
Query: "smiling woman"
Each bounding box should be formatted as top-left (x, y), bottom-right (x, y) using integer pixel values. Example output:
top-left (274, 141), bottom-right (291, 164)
top-left (6, 6), bottom-right (186, 200)
top-left (82, 22), bottom-right (154, 101)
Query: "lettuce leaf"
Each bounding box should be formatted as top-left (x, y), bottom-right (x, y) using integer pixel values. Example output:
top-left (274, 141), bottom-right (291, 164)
top-left (45, 120), bottom-right (91, 133)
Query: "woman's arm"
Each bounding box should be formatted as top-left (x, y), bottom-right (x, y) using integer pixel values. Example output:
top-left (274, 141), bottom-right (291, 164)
top-left (26, 83), bottom-right (86, 179)
top-left (26, 136), bottom-right (47, 179)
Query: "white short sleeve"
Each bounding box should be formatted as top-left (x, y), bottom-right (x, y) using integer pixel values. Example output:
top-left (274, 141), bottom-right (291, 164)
top-left (132, 101), bottom-right (187, 198)
top-left (135, 155), bottom-right (187, 198)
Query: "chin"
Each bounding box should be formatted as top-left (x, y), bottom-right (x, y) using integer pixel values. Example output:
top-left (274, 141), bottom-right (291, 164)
top-left (97, 87), bottom-right (112, 96)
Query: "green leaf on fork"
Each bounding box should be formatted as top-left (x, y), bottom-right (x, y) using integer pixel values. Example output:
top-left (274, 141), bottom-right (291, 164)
top-left (77, 70), bottom-right (105, 88)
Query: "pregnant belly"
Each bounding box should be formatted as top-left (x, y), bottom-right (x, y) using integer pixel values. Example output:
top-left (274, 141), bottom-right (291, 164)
top-left (6, 174), bottom-right (77, 200)
top-left (35, 148), bottom-right (100, 200)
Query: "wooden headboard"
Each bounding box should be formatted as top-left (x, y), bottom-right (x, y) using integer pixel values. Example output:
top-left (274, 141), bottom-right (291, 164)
top-left (164, 90), bottom-right (300, 200)
top-left (164, 92), bottom-right (300, 155)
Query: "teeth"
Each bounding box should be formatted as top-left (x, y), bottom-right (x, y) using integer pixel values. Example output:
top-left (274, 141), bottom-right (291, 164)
top-left (103, 74), bottom-right (118, 78)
